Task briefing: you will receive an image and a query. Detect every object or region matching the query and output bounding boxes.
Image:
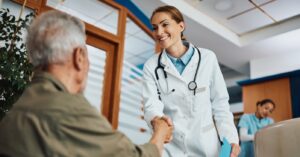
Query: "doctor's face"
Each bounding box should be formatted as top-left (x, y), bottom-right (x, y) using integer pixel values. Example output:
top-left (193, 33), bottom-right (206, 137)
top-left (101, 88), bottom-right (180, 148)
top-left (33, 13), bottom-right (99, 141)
top-left (151, 12), bottom-right (184, 49)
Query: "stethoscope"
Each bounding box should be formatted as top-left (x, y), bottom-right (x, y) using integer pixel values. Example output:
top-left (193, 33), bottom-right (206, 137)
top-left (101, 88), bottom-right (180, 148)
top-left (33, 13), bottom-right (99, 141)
top-left (154, 46), bottom-right (201, 100)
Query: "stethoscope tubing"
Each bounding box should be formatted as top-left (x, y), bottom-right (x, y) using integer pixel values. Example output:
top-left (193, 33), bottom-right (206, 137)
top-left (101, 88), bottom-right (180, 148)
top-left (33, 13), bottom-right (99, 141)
top-left (155, 46), bottom-right (201, 96)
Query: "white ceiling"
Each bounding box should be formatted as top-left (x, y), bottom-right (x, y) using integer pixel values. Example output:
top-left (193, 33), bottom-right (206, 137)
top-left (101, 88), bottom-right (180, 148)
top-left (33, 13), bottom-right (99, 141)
top-left (131, 0), bottom-right (300, 80)
top-left (47, 0), bottom-right (119, 34)
top-left (186, 0), bottom-right (300, 35)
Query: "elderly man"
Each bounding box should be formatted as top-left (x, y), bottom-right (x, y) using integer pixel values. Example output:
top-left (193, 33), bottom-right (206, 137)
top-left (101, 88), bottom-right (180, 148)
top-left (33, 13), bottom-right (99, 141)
top-left (0, 10), bottom-right (172, 157)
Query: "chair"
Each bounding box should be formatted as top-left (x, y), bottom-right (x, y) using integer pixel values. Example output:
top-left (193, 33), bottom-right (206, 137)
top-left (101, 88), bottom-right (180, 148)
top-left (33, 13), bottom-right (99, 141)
top-left (254, 118), bottom-right (300, 157)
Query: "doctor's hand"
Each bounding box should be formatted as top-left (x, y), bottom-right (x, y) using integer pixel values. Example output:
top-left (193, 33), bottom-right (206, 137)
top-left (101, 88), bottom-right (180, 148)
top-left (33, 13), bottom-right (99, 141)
top-left (160, 115), bottom-right (173, 127)
top-left (150, 117), bottom-right (173, 156)
top-left (230, 143), bottom-right (240, 157)
top-left (151, 116), bottom-right (173, 143)
top-left (159, 116), bottom-right (173, 143)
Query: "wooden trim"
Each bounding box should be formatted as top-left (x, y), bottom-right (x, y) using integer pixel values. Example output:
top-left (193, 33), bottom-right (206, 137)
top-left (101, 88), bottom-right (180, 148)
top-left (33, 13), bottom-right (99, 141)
top-left (12, 0), bottom-right (42, 10)
top-left (102, 0), bottom-right (123, 10)
top-left (38, 3), bottom-right (51, 13)
top-left (85, 23), bottom-right (120, 44)
top-left (109, 7), bottom-right (127, 129)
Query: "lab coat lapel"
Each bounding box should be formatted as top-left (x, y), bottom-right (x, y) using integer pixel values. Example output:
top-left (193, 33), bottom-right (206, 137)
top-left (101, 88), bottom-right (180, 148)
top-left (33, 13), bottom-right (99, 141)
top-left (160, 51), bottom-right (184, 82)
top-left (181, 46), bottom-right (200, 84)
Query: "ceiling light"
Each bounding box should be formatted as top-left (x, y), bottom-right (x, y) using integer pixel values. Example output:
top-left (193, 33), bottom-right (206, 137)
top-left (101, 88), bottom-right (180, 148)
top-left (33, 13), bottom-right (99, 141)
top-left (214, 0), bottom-right (233, 11)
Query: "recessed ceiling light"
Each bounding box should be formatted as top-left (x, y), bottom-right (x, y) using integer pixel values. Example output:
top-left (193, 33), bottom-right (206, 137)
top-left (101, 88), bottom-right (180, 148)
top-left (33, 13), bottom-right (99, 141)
top-left (214, 0), bottom-right (233, 11)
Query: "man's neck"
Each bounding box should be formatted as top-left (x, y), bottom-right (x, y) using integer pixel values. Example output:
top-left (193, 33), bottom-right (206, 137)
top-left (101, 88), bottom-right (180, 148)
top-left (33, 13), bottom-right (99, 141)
top-left (46, 64), bottom-right (81, 94)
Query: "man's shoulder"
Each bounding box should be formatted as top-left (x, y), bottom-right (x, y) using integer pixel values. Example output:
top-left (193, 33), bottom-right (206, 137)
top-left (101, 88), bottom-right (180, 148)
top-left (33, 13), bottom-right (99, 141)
top-left (13, 81), bottom-right (93, 116)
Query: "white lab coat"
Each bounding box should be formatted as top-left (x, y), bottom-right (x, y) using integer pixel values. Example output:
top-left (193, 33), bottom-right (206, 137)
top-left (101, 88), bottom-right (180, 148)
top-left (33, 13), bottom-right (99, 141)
top-left (142, 44), bottom-right (239, 157)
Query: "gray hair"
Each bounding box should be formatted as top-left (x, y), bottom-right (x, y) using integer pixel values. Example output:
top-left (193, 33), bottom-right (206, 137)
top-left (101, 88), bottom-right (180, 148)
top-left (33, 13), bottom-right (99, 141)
top-left (26, 10), bottom-right (86, 67)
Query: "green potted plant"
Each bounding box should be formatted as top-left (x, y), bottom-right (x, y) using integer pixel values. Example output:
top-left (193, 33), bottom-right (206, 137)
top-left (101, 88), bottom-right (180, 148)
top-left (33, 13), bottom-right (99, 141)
top-left (0, 8), bottom-right (35, 120)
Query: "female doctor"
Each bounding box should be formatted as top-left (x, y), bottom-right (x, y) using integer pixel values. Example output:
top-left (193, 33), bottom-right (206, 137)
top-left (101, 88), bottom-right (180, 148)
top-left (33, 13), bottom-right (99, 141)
top-left (142, 5), bottom-right (240, 157)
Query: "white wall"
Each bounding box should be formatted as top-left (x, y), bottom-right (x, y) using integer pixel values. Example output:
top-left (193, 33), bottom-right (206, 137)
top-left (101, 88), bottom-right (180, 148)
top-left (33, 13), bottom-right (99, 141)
top-left (250, 51), bottom-right (300, 79)
top-left (230, 102), bottom-right (243, 113)
top-left (225, 75), bottom-right (249, 87)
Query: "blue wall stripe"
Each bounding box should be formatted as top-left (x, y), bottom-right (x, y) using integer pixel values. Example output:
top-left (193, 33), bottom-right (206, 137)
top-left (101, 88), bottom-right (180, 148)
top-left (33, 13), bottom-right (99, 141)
top-left (290, 71), bottom-right (300, 118)
top-left (238, 69), bottom-right (300, 86)
top-left (114, 0), bottom-right (152, 30)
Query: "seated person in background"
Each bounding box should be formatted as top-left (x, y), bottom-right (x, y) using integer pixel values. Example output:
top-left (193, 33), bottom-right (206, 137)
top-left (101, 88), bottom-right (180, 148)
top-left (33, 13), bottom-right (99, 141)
top-left (238, 99), bottom-right (276, 157)
top-left (0, 10), bottom-right (172, 157)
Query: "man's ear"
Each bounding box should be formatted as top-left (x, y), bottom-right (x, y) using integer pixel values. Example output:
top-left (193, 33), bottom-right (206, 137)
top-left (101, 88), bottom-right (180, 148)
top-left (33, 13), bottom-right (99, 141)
top-left (73, 47), bottom-right (85, 71)
top-left (179, 21), bottom-right (185, 32)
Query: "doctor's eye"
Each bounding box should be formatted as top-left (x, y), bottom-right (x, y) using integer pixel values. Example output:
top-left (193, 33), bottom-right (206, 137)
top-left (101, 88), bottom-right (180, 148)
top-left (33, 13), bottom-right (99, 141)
top-left (152, 26), bottom-right (157, 31)
top-left (162, 23), bottom-right (169, 27)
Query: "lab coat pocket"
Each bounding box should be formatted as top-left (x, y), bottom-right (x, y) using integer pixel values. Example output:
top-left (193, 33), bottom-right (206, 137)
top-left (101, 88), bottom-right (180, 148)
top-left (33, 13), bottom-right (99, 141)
top-left (201, 123), bottom-right (220, 157)
top-left (172, 130), bottom-right (186, 152)
top-left (193, 85), bottom-right (210, 112)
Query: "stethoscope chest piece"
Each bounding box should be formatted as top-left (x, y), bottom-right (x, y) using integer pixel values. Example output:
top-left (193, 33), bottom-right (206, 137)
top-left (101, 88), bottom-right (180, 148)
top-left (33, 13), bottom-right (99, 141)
top-left (188, 81), bottom-right (197, 90)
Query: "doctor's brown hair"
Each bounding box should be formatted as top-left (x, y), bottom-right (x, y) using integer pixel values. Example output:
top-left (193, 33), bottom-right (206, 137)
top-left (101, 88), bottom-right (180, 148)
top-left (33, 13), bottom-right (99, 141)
top-left (151, 5), bottom-right (186, 40)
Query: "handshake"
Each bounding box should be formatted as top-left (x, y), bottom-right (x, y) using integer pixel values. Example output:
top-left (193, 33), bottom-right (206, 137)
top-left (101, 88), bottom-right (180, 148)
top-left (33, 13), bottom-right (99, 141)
top-left (149, 116), bottom-right (173, 155)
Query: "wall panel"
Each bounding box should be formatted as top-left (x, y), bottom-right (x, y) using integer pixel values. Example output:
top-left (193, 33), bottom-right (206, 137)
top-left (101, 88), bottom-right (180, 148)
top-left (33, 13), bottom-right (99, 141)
top-left (242, 78), bottom-right (292, 122)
